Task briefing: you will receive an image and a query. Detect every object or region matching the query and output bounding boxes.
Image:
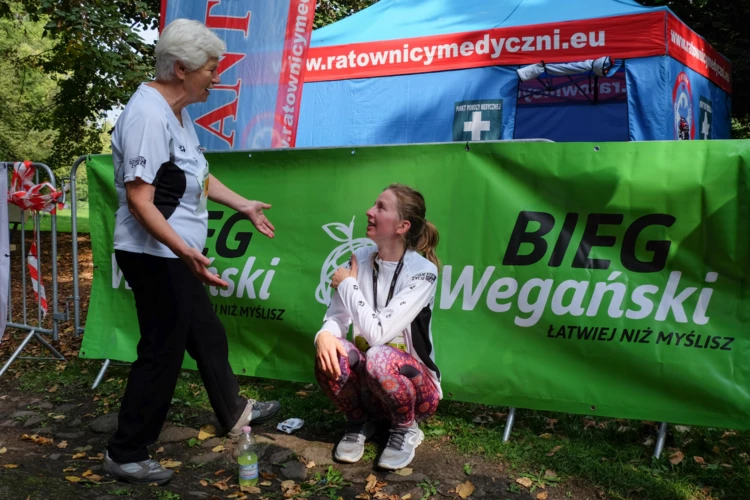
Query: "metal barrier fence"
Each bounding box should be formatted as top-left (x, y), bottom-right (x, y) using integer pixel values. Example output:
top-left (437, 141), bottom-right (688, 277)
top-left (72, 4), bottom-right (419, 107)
top-left (0, 162), bottom-right (66, 377)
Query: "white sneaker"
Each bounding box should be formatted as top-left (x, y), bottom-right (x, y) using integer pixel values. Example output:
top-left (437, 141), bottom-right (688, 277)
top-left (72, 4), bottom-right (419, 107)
top-left (377, 421), bottom-right (424, 470)
top-left (335, 420), bottom-right (377, 463)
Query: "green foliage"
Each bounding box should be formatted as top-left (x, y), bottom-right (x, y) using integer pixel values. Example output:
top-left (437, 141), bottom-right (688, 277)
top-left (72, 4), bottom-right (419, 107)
top-left (1, 0), bottom-right (159, 173)
top-left (0, 8), bottom-right (57, 164)
top-left (314, 0), bottom-right (378, 28)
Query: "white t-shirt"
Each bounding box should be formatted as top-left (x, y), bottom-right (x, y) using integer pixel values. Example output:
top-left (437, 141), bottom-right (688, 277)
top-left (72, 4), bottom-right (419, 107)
top-left (112, 83), bottom-right (210, 258)
top-left (316, 247), bottom-right (442, 398)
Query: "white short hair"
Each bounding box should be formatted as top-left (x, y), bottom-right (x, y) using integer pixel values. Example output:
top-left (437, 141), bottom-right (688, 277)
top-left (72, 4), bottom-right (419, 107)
top-left (155, 19), bottom-right (226, 81)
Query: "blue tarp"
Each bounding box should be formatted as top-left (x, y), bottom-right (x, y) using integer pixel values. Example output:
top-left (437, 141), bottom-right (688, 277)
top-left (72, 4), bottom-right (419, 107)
top-left (297, 0), bottom-right (730, 146)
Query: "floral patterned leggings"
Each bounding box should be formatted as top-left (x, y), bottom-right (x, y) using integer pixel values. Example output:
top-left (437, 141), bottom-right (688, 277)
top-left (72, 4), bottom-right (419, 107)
top-left (315, 339), bottom-right (440, 428)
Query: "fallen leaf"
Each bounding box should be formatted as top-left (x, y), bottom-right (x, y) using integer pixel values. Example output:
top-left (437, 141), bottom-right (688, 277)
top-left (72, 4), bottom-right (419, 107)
top-left (456, 481), bottom-right (475, 499)
top-left (545, 418), bottom-right (559, 429)
top-left (227, 493), bottom-right (248, 499)
top-left (280, 479), bottom-right (301, 498)
top-left (159, 460), bottom-right (182, 469)
top-left (50, 415), bottom-right (66, 421)
top-left (538, 433), bottom-right (552, 439)
top-left (355, 495), bottom-right (371, 500)
top-left (544, 470), bottom-right (557, 479)
top-left (306, 460), bottom-right (315, 469)
top-left (87, 474), bottom-right (103, 482)
top-left (395, 467), bottom-right (413, 476)
top-left (261, 472), bottom-right (277, 480)
top-left (295, 391), bottom-right (309, 398)
top-left (365, 474), bottom-right (378, 493)
top-left (669, 451), bottom-right (684, 465)
top-left (546, 445), bottom-right (563, 457)
top-left (21, 434), bottom-right (53, 446)
top-left (48, 385), bottom-right (58, 393)
top-left (537, 493), bottom-right (549, 500)
top-left (722, 431), bottom-right (737, 439)
top-left (65, 476), bottom-right (82, 482)
top-left (199, 479), bottom-right (209, 487)
top-left (583, 418), bottom-right (596, 429)
top-left (63, 467), bottom-right (76, 472)
top-left (211, 445), bottom-right (225, 453)
top-left (82, 470), bottom-right (93, 477)
top-left (721, 463), bottom-right (733, 468)
top-left (713, 446), bottom-right (720, 454)
top-left (643, 437), bottom-right (655, 446)
top-left (516, 477), bottom-right (533, 489)
top-left (198, 425), bottom-right (217, 441)
top-left (674, 425), bottom-right (691, 433)
top-left (155, 447), bottom-right (164, 454)
top-left (473, 415), bottom-right (494, 424)
top-left (263, 385), bottom-right (274, 390)
top-left (72, 452), bottom-right (86, 459)
top-left (57, 441), bottom-right (68, 449)
top-left (260, 480), bottom-right (272, 486)
top-left (213, 480), bottom-right (229, 491)
top-left (3, 464), bottom-right (19, 469)
top-left (694, 456), bottom-right (705, 464)
top-left (89, 453), bottom-right (104, 461)
top-left (239, 486), bottom-right (261, 494)
top-left (401, 495), bottom-right (412, 500)
top-left (0, 447), bottom-right (6, 454)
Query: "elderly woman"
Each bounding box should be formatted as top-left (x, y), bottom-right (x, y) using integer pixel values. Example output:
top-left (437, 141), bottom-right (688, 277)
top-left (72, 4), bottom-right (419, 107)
top-left (102, 19), bottom-right (280, 485)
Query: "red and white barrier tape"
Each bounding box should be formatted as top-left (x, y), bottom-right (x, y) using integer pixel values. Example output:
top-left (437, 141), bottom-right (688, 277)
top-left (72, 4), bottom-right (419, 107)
top-left (7, 161), bottom-right (66, 317)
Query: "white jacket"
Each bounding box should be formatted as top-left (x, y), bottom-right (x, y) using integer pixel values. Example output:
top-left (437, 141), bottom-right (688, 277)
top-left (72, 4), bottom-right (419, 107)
top-left (316, 247), bottom-right (442, 398)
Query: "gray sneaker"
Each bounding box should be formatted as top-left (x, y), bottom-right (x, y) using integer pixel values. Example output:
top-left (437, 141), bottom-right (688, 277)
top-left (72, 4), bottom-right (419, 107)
top-left (377, 422), bottom-right (424, 470)
top-left (228, 399), bottom-right (281, 438)
top-left (335, 420), bottom-right (377, 463)
top-left (102, 451), bottom-right (174, 485)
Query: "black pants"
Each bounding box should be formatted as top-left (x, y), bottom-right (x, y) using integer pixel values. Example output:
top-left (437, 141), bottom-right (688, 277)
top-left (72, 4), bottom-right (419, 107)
top-left (108, 250), bottom-right (246, 463)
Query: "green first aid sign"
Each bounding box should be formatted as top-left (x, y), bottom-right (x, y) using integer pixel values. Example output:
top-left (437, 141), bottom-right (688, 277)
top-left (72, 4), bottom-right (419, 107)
top-left (452, 100), bottom-right (503, 141)
top-left (82, 140), bottom-right (750, 429)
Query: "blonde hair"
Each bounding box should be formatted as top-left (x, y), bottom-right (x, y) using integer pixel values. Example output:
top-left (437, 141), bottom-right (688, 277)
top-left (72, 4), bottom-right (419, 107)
top-left (385, 183), bottom-right (440, 268)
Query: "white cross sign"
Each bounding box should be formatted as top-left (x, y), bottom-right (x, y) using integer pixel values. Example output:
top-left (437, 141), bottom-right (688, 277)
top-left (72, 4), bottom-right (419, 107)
top-left (464, 111), bottom-right (491, 141)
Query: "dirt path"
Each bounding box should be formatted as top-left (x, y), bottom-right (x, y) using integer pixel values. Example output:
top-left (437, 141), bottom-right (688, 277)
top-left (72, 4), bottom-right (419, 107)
top-left (0, 234), bottom-right (601, 500)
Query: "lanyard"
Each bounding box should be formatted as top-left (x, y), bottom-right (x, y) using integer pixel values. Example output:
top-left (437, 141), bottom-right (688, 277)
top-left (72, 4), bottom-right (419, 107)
top-left (372, 251), bottom-right (405, 312)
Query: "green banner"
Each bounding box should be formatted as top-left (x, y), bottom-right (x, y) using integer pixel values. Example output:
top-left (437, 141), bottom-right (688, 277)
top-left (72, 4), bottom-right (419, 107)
top-left (81, 141), bottom-right (750, 428)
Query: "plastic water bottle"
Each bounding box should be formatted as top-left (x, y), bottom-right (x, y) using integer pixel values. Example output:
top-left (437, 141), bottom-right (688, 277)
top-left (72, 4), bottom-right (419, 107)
top-left (237, 425), bottom-right (258, 487)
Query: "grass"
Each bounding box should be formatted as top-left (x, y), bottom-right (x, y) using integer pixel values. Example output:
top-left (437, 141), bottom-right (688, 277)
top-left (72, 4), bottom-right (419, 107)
top-left (20, 201), bottom-right (90, 234)
top-left (9, 357), bottom-right (750, 500)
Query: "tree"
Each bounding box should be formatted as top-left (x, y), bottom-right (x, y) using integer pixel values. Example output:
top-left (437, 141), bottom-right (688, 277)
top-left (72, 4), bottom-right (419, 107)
top-left (1, 0), bottom-right (160, 172)
top-left (0, 9), bottom-right (57, 164)
top-left (314, 0), bottom-right (378, 28)
top-left (640, 0), bottom-right (750, 137)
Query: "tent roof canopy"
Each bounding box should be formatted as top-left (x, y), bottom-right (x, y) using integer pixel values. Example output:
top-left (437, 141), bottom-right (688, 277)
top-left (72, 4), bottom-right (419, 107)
top-left (312, 0), bottom-right (667, 46)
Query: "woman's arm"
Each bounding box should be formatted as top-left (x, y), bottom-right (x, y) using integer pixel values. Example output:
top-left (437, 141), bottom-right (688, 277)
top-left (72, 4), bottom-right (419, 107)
top-left (126, 179), bottom-right (227, 287)
top-left (315, 290), bottom-right (351, 379)
top-left (207, 174), bottom-right (275, 238)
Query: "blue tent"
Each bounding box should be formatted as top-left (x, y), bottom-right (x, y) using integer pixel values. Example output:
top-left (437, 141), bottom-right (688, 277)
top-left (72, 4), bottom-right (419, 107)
top-left (297, 0), bottom-right (731, 146)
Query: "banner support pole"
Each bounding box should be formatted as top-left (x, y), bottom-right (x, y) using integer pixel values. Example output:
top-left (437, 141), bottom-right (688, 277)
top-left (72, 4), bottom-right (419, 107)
top-left (503, 407), bottom-right (517, 442)
top-left (92, 358), bottom-right (111, 390)
top-left (653, 422), bottom-right (668, 458)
